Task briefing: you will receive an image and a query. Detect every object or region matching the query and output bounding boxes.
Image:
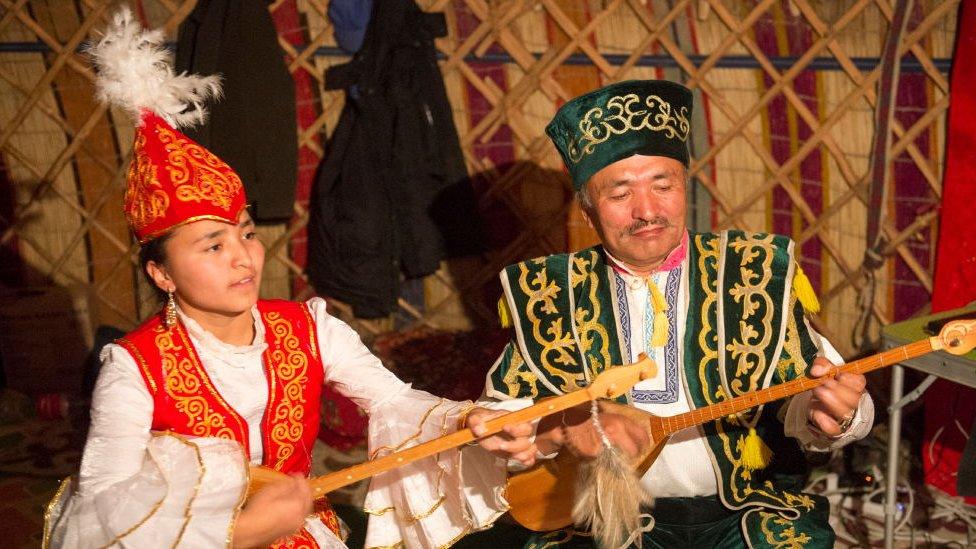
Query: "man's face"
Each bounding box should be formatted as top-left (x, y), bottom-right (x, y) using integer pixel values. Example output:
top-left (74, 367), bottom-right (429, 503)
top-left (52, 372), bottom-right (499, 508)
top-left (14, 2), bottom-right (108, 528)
top-left (581, 155), bottom-right (687, 273)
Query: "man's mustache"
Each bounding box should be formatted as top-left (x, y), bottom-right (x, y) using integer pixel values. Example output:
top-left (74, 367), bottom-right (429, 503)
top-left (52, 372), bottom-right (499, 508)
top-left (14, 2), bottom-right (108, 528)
top-left (626, 217), bottom-right (671, 236)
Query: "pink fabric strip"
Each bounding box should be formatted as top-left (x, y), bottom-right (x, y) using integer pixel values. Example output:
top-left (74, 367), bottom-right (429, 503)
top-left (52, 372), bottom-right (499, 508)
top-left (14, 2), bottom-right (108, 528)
top-left (605, 230), bottom-right (689, 276)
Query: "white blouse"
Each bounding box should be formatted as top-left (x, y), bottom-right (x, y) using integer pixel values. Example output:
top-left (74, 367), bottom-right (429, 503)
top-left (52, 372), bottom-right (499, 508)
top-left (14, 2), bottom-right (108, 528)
top-left (45, 297), bottom-right (511, 548)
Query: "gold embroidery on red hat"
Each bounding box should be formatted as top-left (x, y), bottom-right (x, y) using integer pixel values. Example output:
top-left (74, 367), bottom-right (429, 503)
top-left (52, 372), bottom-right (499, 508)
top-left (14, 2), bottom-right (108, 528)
top-left (124, 132), bottom-right (169, 235)
top-left (158, 124), bottom-right (243, 211)
top-left (121, 112), bottom-right (248, 244)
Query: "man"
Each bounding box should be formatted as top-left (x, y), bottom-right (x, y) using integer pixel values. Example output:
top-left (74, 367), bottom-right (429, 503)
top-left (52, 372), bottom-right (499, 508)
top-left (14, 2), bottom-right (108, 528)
top-left (484, 80), bottom-right (873, 548)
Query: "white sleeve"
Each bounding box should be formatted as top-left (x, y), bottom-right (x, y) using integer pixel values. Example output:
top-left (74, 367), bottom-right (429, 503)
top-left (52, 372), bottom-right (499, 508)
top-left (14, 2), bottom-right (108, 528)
top-left (306, 297), bottom-right (414, 412)
top-left (45, 345), bottom-right (248, 548)
top-left (783, 327), bottom-right (875, 451)
top-left (305, 297), bottom-right (510, 548)
top-left (78, 344), bottom-right (155, 495)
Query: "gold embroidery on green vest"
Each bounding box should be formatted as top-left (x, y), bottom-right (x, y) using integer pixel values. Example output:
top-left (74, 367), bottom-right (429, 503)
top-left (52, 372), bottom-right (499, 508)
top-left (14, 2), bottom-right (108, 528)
top-left (778, 299), bottom-right (806, 381)
top-left (691, 232), bottom-right (811, 508)
top-left (571, 251), bottom-right (612, 378)
top-left (501, 348), bottom-right (539, 399)
top-left (725, 233), bottom-right (777, 395)
top-left (757, 510), bottom-right (815, 547)
top-left (516, 260), bottom-right (581, 390)
top-left (694, 235), bottom-right (720, 397)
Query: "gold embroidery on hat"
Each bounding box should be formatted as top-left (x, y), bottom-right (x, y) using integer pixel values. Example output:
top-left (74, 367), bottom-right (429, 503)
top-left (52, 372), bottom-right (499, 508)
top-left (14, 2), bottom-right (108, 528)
top-left (157, 124), bottom-right (243, 211)
top-left (568, 93), bottom-right (690, 163)
top-left (125, 131), bottom-right (169, 233)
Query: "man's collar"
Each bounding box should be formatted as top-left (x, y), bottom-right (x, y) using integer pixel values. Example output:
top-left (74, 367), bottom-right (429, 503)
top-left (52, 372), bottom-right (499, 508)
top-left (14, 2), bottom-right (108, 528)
top-left (603, 230), bottom-right (689, 277)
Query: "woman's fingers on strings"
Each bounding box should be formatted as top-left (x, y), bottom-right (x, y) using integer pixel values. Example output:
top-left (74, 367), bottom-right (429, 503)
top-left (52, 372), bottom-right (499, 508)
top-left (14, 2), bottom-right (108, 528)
top-left (468, 414), bottom-right (488, 437)
top-left (288, 474), bottom-right (313, 514)
top-left (483, 433), bottom-right (533, 454)
top-left (512, 448), bottom-right (537, 467)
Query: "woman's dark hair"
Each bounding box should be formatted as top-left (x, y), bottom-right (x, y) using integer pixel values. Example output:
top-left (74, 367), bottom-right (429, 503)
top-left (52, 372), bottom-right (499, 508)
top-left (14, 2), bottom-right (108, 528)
top-left (138, 231), bottom-right (173, 303)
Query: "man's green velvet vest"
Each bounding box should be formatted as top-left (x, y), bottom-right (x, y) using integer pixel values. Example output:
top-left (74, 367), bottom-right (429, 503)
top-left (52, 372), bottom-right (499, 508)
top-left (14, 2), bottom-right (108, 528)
top-left (487, 230), bottom-right (827, 547)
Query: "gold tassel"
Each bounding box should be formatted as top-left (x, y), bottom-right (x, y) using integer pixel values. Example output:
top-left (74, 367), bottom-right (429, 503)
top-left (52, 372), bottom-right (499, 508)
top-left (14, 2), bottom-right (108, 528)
top-left (740, 427), bottom-right (773, 471)
top-left (646, 280), bottom-right (669, 348)
top-left (792, 265), bottom-right (821, 315)
top-left (497, 297), bottom-right (512, 328)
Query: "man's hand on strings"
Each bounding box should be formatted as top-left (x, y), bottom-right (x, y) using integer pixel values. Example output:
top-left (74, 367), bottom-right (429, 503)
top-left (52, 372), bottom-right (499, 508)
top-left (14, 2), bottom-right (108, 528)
top-left (534, 403), bottom-right (649, 460)
top-left (807, 356), bottom-right (867, 438)
top-left (466, 407), bottom-right (538, 467)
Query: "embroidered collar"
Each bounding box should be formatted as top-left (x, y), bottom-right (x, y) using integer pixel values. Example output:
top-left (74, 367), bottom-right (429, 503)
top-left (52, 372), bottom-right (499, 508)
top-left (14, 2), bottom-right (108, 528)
top-left (603, 230), bottom-right (689, 279)
top-left (177, 305), bottom-right (268, 364)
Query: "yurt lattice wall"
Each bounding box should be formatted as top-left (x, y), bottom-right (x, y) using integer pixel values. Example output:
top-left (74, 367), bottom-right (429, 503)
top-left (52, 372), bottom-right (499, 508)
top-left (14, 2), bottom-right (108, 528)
top-left (0, 1), bottom-right (958, 375)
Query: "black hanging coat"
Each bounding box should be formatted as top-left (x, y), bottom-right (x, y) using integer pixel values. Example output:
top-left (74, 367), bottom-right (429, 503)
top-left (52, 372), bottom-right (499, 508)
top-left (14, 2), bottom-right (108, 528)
top-left (175, 0), bottom-right (297, 223)
top-left (306, 0), bottom-right (479, 318)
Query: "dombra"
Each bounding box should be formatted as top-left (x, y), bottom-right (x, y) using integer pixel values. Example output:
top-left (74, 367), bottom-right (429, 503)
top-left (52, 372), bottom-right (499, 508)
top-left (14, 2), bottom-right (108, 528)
top-left (506, 319), bottom-right (976, 531)
top-left (247, 320), bottom-right (975, 532)
top-left (247, 356), bottom-right (658, 500)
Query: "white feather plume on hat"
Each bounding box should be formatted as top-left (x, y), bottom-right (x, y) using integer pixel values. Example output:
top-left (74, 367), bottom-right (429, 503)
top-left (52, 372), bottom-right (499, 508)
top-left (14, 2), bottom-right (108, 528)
top-left (87, 6), bottom-right (221, 129)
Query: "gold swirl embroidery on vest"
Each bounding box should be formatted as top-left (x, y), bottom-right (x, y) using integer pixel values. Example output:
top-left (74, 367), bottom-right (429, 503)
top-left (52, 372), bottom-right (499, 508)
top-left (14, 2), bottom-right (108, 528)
top-left (155, 327), bottom-right (235, 438)
top-left (125, 132), bottom-right (168, 232)
top-left (264, 311), bottom-right (309, 469)
top-left (694, 236), bottom-right (780, 499)
top-left (703, 235), bottom-right (794, 504)
top-left (725, 234), bottom-right (777, 396)
top-left (756, 510), bottom-right (814, 547)
top-left (568, 93), bottom-right (690, 163)
top-left (694, 235), bottom-right (720, 403)
top-left (157, 124), bottom-right (243, 211)
top-left (570, 252), bottom-right (612, 378)
top-left (777, 300), bottom-right (806, 381)
top-left (517, 261), bottom-right (583, 392)
top-left (502, 347), bottom-right (540, 399)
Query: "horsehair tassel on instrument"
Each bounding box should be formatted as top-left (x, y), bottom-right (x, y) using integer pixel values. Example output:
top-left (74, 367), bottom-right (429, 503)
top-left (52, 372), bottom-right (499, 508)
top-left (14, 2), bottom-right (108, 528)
top-left (505, 319), bottom-right (976, 535)
top-left (573, 399), bottom-right (652, 549)
top-left (246, 355), bottom-right (658, 500)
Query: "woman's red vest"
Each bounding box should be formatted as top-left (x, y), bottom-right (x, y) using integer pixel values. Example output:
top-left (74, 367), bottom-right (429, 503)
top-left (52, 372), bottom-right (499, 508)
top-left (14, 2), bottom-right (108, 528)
top-left (117, 299), bottom-right (341, 547)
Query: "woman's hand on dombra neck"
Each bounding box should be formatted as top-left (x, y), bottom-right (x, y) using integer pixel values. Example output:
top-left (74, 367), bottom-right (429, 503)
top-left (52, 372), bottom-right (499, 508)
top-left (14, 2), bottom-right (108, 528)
top-left (232, 473), bottom-right (313, 548)
top-left (535, 405), bottom-right (649, 460)
top-left (466, 407), bottom-right (539, 467)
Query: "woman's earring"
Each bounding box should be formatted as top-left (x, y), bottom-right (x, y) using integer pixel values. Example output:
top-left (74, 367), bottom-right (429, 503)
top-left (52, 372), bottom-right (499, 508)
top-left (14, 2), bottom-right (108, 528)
top-left (165, 289), bottom-right (177, 328)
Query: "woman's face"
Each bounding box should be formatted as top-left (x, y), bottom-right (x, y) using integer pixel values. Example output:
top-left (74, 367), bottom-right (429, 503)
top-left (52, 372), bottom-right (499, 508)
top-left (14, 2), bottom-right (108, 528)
top-left (147, 210), bottom-right (264, 322)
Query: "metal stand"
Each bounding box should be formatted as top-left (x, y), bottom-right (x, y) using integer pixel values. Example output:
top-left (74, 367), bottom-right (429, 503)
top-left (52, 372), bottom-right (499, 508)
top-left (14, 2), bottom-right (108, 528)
top-left (881, 304), bottom-right (976, 548)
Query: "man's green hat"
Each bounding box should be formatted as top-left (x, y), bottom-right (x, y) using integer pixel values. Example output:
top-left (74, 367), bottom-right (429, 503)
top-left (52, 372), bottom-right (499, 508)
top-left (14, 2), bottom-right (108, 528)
top-left (546, 79), bottom-right (693, 191)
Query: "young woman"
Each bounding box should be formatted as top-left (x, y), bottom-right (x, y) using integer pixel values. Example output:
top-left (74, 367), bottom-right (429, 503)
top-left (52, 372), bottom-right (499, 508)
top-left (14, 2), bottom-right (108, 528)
top-left (45, 10), bottom-right (536, 549)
